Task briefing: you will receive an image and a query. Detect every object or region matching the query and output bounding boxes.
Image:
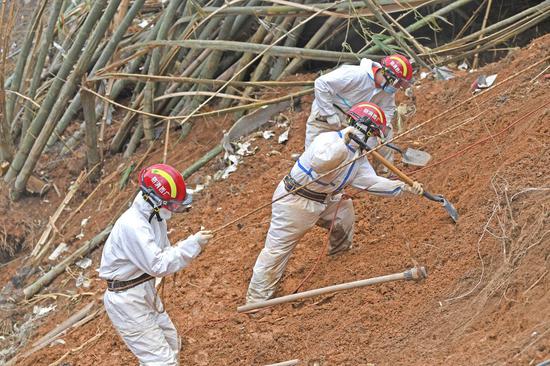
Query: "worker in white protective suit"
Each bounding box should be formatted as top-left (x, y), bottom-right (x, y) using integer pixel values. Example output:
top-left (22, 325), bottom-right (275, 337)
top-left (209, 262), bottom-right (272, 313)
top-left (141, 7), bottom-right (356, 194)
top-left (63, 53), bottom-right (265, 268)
top-left (246, 101), bottom-right (423, 304)
top-left (305, 54), bottom-right (414, 168)
top-left (99, 163), bottom-right (213, 366)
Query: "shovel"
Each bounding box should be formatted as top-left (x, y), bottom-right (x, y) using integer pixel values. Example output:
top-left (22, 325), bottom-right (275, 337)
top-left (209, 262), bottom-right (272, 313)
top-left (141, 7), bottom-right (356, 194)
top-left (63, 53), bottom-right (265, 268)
top-left (331, 104), bottom-right (431, 167)
top-left (386, 143), bottom-right (432, 167)
top-left (350, 134), bottom-right (459, 223)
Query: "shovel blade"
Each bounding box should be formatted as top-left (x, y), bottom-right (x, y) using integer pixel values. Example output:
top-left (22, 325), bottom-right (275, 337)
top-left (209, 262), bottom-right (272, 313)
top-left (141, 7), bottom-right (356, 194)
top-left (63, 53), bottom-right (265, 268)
top-left (441, 198), bottom-right (459, 223)
top-left (401, 148), bottom-right (432, 167)
top-left (423, 191), bottom-right (459, 223)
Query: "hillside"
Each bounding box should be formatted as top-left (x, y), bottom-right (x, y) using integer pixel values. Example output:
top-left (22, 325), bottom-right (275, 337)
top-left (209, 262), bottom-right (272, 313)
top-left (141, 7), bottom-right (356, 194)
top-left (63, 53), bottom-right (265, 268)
top-left (1, 33), bottom-right (548, 365)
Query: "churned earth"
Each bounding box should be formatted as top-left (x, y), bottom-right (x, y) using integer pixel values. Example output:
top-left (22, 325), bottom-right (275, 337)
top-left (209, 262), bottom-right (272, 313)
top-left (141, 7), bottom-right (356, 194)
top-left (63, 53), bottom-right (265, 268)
top-left (2, 34), bottom-right (549, 365)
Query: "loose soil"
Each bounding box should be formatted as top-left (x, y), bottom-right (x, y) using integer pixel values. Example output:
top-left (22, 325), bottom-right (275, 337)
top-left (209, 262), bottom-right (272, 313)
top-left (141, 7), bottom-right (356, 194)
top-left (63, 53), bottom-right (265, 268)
top-left (2, 35), bottom-right (549, 365)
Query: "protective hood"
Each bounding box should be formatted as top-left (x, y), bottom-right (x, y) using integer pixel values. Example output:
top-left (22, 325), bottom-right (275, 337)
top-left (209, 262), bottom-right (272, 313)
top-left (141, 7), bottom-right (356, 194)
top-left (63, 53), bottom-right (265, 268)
top-left (310, 133), bottom-right (349, 174)
top-left (360, 58), bottom-right (380, 83)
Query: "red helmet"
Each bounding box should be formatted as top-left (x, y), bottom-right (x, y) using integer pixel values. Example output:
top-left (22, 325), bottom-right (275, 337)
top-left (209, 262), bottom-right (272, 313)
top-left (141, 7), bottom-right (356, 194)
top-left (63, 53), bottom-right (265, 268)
top-left (139, 163), bottom-right (192, 213)
top-left (347, 102), bottom-right (387, 138)
top-left (381, 54), bottom-right (413, 88)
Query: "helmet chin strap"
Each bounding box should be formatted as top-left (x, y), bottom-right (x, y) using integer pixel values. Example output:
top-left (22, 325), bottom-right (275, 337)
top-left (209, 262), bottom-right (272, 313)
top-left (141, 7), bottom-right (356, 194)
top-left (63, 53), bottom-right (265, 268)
top-left (141, 191), bottom-right (163, 222)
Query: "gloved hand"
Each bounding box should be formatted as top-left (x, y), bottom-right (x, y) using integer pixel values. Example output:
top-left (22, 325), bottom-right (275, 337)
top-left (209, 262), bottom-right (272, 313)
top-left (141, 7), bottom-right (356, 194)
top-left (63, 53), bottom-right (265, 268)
top-left (326, 113), bottom-right (341, 127)
top-left (341, 126), bottom-right (360, 144)
top-left (404, 181), bottom-right (424, 195)
top-left (194, 230), bottom-right (213, 246)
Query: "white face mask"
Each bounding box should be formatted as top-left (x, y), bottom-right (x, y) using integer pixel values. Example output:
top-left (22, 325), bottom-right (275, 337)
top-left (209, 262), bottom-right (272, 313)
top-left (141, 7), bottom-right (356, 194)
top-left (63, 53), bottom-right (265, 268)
top-left (159, 208), bottom-right (172, 220)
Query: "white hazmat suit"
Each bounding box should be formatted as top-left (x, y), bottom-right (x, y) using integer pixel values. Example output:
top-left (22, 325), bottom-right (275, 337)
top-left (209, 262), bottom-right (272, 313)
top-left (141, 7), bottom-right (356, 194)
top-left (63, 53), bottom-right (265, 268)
top-left (99, 195), bottom-right (204, 366)
top-left (306, 58), bottom-right (396, 165)
top-left (246, 129), bottom-right (416, 303)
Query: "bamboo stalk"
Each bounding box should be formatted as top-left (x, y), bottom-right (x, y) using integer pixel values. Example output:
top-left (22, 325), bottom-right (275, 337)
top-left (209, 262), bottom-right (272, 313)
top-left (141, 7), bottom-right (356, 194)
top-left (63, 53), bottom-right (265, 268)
top-left (363, 0), bottom-right (431, 70)
top-left (144, 0), bottom-right (185, 141)
top-left (83, 86), bottom-right (312, 121)
top-left (10, 0), bottom-right (122, 199)
top-left (279, 15), bottom-right (339, 79)
top-left (5, 0), bottom-right (48, 126)
top-left (363, 0), bottom-right (477, 54)
top-left (47, 0), bottom-right (146, 148)
top-left (124, 39), bottom-right (381, 62)
top-left (182, 144), bottom-right (224, 179)
top-left (31, 171), bottom-right (86, 260)
top-left (429, 1), bottom-right (549, 55)
top-left (0, 0), bottom-right (17, 163)
top-left (4, 0), bottom-right (109, 185)
top-left (23, 225), bottom-right (113, 299)
top-left (22, 0), bottom-right (64, 138)
top-left (82, 85), bottom-right (101, 181)
top-left (472, 0), bottom-right (492, 69)
top-left (189, 0), bottom-right (427, 17)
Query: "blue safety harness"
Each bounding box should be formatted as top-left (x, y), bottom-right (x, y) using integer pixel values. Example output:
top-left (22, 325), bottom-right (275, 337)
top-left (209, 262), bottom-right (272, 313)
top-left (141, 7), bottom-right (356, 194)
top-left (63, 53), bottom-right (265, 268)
top-left (295, 132), bottom-right (357, 194)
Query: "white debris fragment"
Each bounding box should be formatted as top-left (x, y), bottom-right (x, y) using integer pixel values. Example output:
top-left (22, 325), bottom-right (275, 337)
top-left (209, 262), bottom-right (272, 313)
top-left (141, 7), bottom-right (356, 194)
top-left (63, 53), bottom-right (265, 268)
top-left (75, 232), bottom-right (85, 240)
top-left (220, 164), bottom-right (238, 180)
top-left (189, 184), bottom-right (205, 194)
top-left (76, 274), bottom-right (91, 288)
top-left (53, 42), bottom-right (65, 56)
top-left (138, 20), bottom-right (149, 28)
top-left (49, 243), bottom-right (68, 261)
top-left (458, 61), bottom-right (469, 70)
top-left (420, 71), bottom-right (429, 80)
top-left (80, 216), bottom-right (90, 227)
top-left (235, 142), bottom-right (255, 156)
top-left (49, 339), bottom-right (66, 347)
top-left (278, 129), bottom-right (289, 144)
top-left (33, 304), bottom-right (56, 317)
top-left (75, 258), bottom-right (92, 270)
top-left (262, 130), bottom-right (275, 140)
top-left (471, 74), bottom-right (498, 94)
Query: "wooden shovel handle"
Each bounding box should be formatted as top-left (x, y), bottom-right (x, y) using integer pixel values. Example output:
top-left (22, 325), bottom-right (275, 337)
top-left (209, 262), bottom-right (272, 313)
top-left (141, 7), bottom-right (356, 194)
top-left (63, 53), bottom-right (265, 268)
top-left (369, 150), bottom-right (415, 186)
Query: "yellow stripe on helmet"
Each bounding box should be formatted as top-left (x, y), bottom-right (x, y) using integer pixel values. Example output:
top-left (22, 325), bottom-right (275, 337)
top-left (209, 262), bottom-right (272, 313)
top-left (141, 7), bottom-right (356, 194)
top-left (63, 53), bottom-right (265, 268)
top-left (152, 168), bottom-right (177, 198)
top-left (358, 102), bottom-right (384, 123)
top-left (390, 56), bottom-right (408, 78)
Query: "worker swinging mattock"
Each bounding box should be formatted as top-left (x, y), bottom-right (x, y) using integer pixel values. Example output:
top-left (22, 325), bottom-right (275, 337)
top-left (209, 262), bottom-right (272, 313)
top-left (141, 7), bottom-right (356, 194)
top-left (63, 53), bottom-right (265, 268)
top-left (304, 53), bottom-right (414, 169)
top-left (246, 101), bottom-right (424, 304)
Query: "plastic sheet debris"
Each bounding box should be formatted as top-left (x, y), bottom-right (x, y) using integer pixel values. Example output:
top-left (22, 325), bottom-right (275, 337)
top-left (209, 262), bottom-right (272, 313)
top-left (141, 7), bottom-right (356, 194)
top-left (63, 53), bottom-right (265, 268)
top-left (49, 339), bottom-right (66, 347)
top-left (80, 217), bottom-right (90, 227)
top-left (433, 66), bottom-right (455, 80)
top-left (33, 304), bottom-right (56, 317)
top-left (76, 274), bottom-right (91, 288)
top-left (471, 74), bottom-right (498, 94)
top-left (262, 130), bottom-right (275, 140)
top-left (278, 129), bottom-right (289, 144)
top-left (48, 243), bottom-right (68, 261)
top-left (75, 258), bottom-right (92, 270)
top-left (138, 20), bottom-right (149, 28)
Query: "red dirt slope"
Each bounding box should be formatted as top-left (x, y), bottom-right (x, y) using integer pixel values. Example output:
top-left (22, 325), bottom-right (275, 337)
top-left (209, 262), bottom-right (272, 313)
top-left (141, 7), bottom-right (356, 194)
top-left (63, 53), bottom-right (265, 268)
top-left (8, 34), bottom-right (550, 365)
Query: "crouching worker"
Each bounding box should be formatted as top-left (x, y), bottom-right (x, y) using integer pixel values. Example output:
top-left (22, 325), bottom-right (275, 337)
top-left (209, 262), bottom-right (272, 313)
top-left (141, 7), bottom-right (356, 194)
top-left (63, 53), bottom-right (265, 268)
top-left (99, 164), bottom-right (213, 366)
top-left (246, 102), bottom-right (423, 304)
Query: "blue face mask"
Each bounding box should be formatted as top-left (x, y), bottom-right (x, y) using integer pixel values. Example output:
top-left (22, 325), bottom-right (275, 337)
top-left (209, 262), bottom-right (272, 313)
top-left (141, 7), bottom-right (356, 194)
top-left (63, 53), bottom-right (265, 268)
top-left (383, 83), bottom-right (397, 94)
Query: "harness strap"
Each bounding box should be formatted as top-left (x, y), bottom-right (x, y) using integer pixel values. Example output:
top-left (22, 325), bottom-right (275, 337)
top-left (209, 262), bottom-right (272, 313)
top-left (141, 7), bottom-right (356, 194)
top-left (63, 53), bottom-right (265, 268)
top-left (106, 273), bottom-right (154, 292)
top-left (142, 192), bottom-right (162, 222)
top-left (283, 175), bottom-right (328, 204)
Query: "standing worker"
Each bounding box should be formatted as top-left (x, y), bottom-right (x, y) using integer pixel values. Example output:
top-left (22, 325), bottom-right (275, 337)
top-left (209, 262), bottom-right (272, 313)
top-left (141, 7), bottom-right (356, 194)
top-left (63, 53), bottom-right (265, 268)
top-left (246, 102), bottom-right (423, 304)
top-left (304, 54), bottom-right (413, 167)
top-left (99, 164), bottom-right (213, 366)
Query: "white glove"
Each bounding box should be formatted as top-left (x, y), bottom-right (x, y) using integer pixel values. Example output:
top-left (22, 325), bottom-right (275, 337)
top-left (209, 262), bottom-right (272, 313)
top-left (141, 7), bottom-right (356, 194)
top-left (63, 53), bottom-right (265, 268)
top-left (403, 181), bottom-right (424, 195)
top-left (326, 114), bottom-right (342, 127)
top-left (341, 126), bottom-right (360, 144)
top-left (193, 230), bottom-right (213, 246)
